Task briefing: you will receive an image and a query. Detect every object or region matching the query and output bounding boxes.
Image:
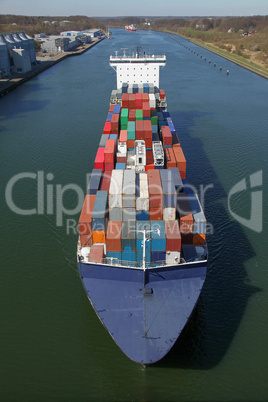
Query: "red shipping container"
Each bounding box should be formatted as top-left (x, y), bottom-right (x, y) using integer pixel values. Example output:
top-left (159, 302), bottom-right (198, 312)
top-left (146, 150), bottom-right (154, 164)
top-left (145, 164), bottom-right (154, 171)
top-left (78, 195), bottom-right (96, 235)
top-left (117, 155), bottom-right (127, 164)
top-left (159, 89), bottom-right (165, 99)
top-left (103, 121), bottom-right (111, 135)
top-left (146, 150), bottom-right (154, 170)
top-left (127, 139), bottom-right (135, 149)
top-left (145, 138), bottom-right (152, 149)
top-left (122, 94), bottom-right (129, 108)
top-left (142, 93), bottom-right (149, 102)
top-left (135, 93), bottom-right (142, 109)
top-left (165, 221), bottom-right (181, 251)
top-left (111, 113), bottom-right (119, 134)
top-left (80, 234), bottom-right (92, 247)
top-left (149, 207), bottom-right (163, 221)
top-left (135, 120), bottom-right (144, 140)
top-left (104, 162), bottom-right (114, 171)
top-left (144, 120), bottom-right (152, 138)
top-left (193, 233), bottom-right (206, 246)
top-left (142, 102), bottom-right (151, 118)
top-left (165, 147), bottom-right (177, 168)
top-left (128, 109), bottom-right (136, 121)
top-left (94, 147), bottom-right (105, 171)
top-left (109, 104), bottom-right (115, 113)
top-left (119, 130), bottom-right (127, 143)
top-left (173, 144), bottom-right (186, 173)
top-left (88, 244), bottom-right (105, 263)
top-left (104, 139), bottom-right (115, 163)
top-left (100, 170), bottom-right (112, 191)
top-left (147, 170), bottom-right (163, 208)
top-left (129, 94), bottom-right (136, 109)
top-left (162, 126), bottom-right (172, 146)
top-left (106, 221), bottom-right (122, 252)
top-left (180, 214), bottom-right (194, 234)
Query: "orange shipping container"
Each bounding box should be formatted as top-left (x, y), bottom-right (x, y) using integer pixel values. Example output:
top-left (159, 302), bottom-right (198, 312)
top-left (165, 147), bottom-right (177, 168)
top-left (92, 230), bottom-right (106, 244)
top-left (173, 144), bottom-right (186, 173)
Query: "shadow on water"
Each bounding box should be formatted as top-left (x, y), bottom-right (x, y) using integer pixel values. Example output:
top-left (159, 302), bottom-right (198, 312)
top-left (155, 109), bottom-right (261, 369)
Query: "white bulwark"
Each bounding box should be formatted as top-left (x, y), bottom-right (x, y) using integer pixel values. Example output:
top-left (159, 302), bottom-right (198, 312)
top-left (110, 48), bottom-right (166, 89)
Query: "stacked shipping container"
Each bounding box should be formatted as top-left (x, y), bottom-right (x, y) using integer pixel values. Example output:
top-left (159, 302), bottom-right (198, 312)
top-left (79, 84), bottom-right (206, 265)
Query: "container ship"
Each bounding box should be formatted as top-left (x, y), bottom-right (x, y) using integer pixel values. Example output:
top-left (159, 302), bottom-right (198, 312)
top-left (77, 48), bottom-right (208, 365)
top-left (125, 24), bottom-right (137, 31)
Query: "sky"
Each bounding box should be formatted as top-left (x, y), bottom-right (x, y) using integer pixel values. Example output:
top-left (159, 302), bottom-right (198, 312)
top-left (0, 0), bottom-right (267, 17)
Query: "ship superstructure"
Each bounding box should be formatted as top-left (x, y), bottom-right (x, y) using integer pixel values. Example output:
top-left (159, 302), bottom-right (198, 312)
top-left (110, 47), bottom-right (166, 89)
top-left (77, 48), bottom-right (208, 364)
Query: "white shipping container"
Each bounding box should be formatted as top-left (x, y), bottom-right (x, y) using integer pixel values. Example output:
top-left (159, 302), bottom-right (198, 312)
top-left (109, 193), bottom-right (123, 208)
top-left (136, 197), bottom-right (149, 211)
top-left (163, 207), bottom-right (176, 221)
top-left (136, 173), bottom-right (149, 211)
top-left (166, 251), bottom-right (181, 265)
top-left (123, 169), bottom-right (135, 195)
top-left (149, 93), bottom-right (156, 108)
top-left (109, 170), bottom-right (123, 194)
top-left (117, 142), bottom-right (127, 154)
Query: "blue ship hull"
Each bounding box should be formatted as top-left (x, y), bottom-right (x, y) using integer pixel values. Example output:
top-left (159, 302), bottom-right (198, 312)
top-left (78, 260), bottom-right (207, 364)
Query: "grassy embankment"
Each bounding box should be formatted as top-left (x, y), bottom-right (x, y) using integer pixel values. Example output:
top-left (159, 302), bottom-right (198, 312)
top-left (165, 27), bottom-right (268, 79)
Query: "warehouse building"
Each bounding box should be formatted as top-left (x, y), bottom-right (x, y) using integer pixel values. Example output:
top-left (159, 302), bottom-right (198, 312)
top-left (35, 29), bottom-right (98, 53)
top-left (0, 31), bottom-right (36, 78)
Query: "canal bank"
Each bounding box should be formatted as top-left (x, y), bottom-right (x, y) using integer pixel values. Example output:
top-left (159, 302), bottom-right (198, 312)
top-left (0, 38), bottom-right (104, 97)
top-left (164, 30), bottom-right (268, 79)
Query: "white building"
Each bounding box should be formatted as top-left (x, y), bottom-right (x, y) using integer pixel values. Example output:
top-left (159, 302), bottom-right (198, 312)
top-left (0, 31), bottom-right (36, 78)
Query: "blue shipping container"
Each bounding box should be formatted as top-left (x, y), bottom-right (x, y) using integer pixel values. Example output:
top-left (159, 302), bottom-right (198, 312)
top-left (113, 105), bottom-right (121, 114)
top-left (87, 169), bottom-right (102, 195)
top-left (151, 251), bottom-right (166, 263)
top-left (106, 251), bottom-right (122, 261)
top-left (122, 251), bottom-right (136, 263)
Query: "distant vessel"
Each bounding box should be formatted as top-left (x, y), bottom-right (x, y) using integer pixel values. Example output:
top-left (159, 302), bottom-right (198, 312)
top-left (125, 24), bottom-right (137, 31)
top-left (77, 47), bottom-right (208, 365)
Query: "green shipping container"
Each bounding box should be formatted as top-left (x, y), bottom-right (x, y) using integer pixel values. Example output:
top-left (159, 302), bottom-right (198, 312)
top-left (121, 108), bottom-right (129, 118)
top-left (135, 109), bottom-right (143, 120)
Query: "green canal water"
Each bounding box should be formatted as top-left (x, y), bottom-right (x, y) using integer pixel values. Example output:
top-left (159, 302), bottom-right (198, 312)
top-left (0, 28), bottom-right (268, 401)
